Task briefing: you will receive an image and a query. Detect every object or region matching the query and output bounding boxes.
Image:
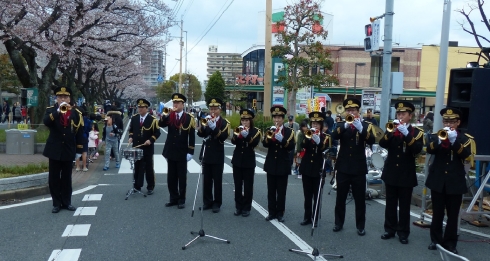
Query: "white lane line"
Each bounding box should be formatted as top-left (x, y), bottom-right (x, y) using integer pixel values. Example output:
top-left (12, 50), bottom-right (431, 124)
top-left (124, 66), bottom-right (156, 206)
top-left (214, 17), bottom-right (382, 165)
top-left (48, 249), bottom-right (81, 261)
top-left (188, 158), bottom-right (201, 173)
top-left (82, 194), bottom-right (103, 201)
top-left (251, 201), bottom-right (325, 261)
top-left (373, 199), bottom-right (490, 239)
top-left (61, 224), bottom-right (91, 237)
top-left (73, 207), bottom-right (97, 216)
top-left (0, 185), bottom-right (98, 210)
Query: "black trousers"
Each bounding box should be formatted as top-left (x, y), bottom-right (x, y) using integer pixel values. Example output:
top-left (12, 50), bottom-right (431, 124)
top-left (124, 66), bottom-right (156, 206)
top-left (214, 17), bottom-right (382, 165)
top-left (167, 159), bottom-right (187, 204)
top-left (384, 184), bottom-right (413, 238)
top-left (334, 172), bottom-right (366, 229)
top-left (48, 159), bottom-right (73, 207)
top-left (302, 175), bottom-right (321, 221)
top-left (203, 163), bottom-right (223, 207)
top-left (233, 167), bottom-right (255, 211)
top-left (266, 174), bottom-right (289, 217)
top-left (430, 189), bottom-right (463, 250)
top-left (134, 154), bottom-right (155, 190)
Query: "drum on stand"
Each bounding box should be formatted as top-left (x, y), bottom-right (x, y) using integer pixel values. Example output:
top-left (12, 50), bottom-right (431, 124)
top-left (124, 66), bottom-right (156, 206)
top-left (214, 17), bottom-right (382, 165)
top-left (121, 147), bottom-right (146, 200)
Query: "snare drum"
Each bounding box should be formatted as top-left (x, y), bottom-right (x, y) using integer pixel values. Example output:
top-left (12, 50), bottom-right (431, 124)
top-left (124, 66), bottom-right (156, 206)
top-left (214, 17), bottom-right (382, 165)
top-left (371, 148), bottom-right (388, 169)
top-left (122, 148), bottom-right (144, 161)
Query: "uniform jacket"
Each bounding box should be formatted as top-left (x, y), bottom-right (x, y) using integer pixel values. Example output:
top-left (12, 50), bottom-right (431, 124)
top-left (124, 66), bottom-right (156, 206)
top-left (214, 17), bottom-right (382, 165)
top-left (299, 132), bottom-right (331, 178)
top-left (128, 113), bottom-right (161, 156)
top-left (331, 121), bottom-right (375, 175)
top-left (379, 125), bottom-right (424, 187)
top-left (159, 111), bottom-right (196, 161)
top-left (197, 117), bottom-right (230, 164)
top-left (262, 126), bottom-right (296, 175)
top-left (425, 131), bottom-right (475, 195)
top-left (231, 127), bottom-right (261, 168)
top-left (43, 105), bottom-right (84, 161)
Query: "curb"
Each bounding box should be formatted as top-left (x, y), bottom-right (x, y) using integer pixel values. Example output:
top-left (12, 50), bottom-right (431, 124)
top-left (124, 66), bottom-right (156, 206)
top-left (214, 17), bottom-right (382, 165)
top-left (0, 185), bottom-right (49, 201)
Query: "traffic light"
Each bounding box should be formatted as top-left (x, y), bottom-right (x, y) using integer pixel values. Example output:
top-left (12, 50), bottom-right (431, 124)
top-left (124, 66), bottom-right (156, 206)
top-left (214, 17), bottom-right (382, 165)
top-left (252, 99), bottom-right (257, 108)
top-left (364, 20), bottom-right (380, 52)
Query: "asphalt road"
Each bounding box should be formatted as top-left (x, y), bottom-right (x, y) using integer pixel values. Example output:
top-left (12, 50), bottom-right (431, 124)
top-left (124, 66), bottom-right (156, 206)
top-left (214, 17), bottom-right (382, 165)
top-left (1, 121), bottom-right (489, 261)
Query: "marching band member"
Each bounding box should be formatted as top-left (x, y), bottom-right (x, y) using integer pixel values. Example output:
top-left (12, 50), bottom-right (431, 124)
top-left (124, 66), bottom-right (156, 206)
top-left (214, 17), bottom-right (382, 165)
top-left (426, 108), bottom-right (475, 254)
top-left (128, 98), bottom-right (161, 195)
top-left (197, 98), bottom-right (230, 213)
top-left (262, 106), bottom-right (295, 222)
top-left (231, 109), bottom-right (261, 217)
top-left (379, 102), bottom-right (423, 244)
top-left (43, 87), bottom-right (85, 213)
top-left (331, 98), bottom-right (375, 235)
top-left (299, 112), bottom-right (331, 226)
top-left (159, 93), bottom-right (195, 209)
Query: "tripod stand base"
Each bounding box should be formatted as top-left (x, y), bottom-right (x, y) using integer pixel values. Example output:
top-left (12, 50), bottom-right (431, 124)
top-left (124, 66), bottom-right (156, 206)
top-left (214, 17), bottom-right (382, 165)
top-left (289, 248), bottom-right (343, 259)
top-left (412, 220), bottom-right (431, 228)
top-left (125, 188), bottom-right (147, 200)
top-left (182, 229), bottom-right (230, 250)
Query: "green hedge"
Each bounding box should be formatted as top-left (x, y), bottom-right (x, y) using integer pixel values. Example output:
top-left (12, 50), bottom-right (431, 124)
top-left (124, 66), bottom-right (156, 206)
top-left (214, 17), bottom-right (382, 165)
top-left (225, 112), bottom-right (308, 133)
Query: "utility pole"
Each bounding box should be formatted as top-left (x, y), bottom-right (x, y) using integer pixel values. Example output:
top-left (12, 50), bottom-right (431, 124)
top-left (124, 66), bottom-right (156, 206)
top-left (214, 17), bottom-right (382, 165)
top-left (433, 0), bottom-right (451, 131)
top-left (263, 0), bottom-right (272, 116)
top-left (379, 0), bottom-right (394, 128)
top-left (178, 17), bottom-right (183, 93)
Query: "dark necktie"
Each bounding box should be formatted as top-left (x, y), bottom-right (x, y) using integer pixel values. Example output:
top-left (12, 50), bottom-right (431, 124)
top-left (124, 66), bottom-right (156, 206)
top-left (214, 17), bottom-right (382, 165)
top-left (140, 118), bottom-right (143, 127)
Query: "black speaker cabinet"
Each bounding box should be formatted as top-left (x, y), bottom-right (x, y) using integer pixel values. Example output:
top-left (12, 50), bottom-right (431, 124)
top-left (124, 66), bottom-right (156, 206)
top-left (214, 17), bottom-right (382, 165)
top-left (447, 68), bottom-right (490, 155)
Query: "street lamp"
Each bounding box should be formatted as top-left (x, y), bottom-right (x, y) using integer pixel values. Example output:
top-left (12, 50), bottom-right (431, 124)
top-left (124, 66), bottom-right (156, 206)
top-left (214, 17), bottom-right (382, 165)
top-left (354, 63), bottom-right (366, 97)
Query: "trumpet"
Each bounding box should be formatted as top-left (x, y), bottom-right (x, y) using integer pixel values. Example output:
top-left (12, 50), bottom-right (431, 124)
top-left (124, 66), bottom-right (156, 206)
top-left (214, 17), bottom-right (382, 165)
top-left (345, 114), bottom-right (355, 124)
top-left (437, 128), bottom-right (454, 140)
top-left (59, 104), bottom-right (69, 114)
top-left (201, 113), bottom-right (215, 126)
top-left (386, 119), bottom-right (403, 132)
top-left (234, 126), bottom-right (248, 136)
top-left (162, 107), bottom-right (175, 116)
top-left (266, 126), bottom-right (278, 139)
top-left (305, 128), bottom-right (320, 139)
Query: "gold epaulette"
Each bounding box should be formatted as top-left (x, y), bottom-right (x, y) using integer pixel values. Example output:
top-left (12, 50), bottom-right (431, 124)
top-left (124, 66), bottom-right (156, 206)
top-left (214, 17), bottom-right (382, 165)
top-left (415, 126), bottom-right (424, 132)
top-left (465, 133), bottom-right (474, 139)
top-left (75, 108), bottom-right (83, 115)
top-left (132, 113), bottom-right (139, 117)
top-left (187, 112), bottom-right (195, 118)
top-left (46, 106), bottom-right (54, 109)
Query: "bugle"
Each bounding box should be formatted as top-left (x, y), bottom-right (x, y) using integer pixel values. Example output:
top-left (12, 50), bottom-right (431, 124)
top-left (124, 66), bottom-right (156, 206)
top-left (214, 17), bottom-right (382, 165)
top-left (266, 126), bottom-right (278, 139)
top-left (162, 107), bottom-right (175, 116)
top-left (305, 128), bottom-right (319, 139)
top-left (201, 113), bottom-right (215, 126)
top-left (59, 104), bottom-right (69, 114)
top-left (386, 119), bottom-right (403, 132)
top-left (234, 126), bottom-right (248, 136)
top-left (437, 128), bottom-right (454, 140)
top-left (345, 114), bottom-right (355, 124)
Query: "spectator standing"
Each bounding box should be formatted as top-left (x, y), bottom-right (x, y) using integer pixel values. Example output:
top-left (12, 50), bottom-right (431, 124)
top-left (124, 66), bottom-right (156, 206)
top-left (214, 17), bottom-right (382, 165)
top-left (363, 108), bottom-right (379, 126)
top-left (21, 106), bottom-right (27, 123)
top-left (102, 115), bottom-right (121, 171)
top-left (88, 122), bottom-right (99, 161)
top-left (423, 112), bottom-right (434, 134)
top-left (2, 100), bottom-right (10, 123)
top-left (324, 110), bottom-right (334, 130)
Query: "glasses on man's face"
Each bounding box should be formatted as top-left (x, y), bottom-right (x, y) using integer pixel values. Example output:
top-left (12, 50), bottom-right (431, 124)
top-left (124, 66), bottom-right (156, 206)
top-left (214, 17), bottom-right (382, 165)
top-left (443, 120), bottom-right (458, 125)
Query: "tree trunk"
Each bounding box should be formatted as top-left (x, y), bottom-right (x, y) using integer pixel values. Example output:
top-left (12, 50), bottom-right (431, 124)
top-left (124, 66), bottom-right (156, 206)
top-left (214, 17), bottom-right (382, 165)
top-left (36, 54), bottom-right (59, 124)
top-left (288, 88), bottom-right (297, 117)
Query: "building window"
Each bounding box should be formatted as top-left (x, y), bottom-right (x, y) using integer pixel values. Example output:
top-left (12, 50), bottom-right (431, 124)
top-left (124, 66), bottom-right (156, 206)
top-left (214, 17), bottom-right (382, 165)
top-left (370, 56), bottom-right (400, 87)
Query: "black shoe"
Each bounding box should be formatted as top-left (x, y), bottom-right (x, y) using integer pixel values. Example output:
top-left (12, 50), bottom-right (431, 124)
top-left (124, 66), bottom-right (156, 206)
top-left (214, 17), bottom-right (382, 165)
top-left (212, 206), bottom-right (220, 213)
top-left (147, 190), bottom-right (154, 195)
top-left (241, 211), bottom-right (250, 217)
top-left (276, 215), bottom-right (285, 222)
top-left (381, 232), bottom-right (395, 240)
top-left (332, 225), bottom-right (343, 232)
top-left (202, 205), bottom-right (212, 210)
top-left (428, 242), bottom-right (437, 250)
top-left (165, 202), bottom-right (178, 207)
top-left (178, 204), bottom-right (185, 209)
top-left (357, 229), bottom-right (366, 236)
top-left (62, 205), bottom-right (76, 211)
top-left (52, 207), bottom-right (61, 213)
top-left (234, 209), bottom-right (242, 216)
top-left (399, 237), bottom-right (409, 244)
top-left (265, 215), bottom-right (276, 221)
top-left (300, 219), bottom-right (312, 226)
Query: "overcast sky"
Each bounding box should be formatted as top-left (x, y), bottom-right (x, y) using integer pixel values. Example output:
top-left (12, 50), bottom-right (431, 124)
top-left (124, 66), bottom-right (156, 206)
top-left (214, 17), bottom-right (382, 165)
top-left (164, 0), bottom-right (487, 83)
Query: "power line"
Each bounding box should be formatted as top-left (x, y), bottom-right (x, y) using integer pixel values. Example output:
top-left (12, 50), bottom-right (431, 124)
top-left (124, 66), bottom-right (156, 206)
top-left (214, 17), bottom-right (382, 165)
top-left (187, 0), bottom-right (235, 55)
top-left (182, 0), bottom-right (196, 19)
top-left (170, 0), bottom-right (184, 19)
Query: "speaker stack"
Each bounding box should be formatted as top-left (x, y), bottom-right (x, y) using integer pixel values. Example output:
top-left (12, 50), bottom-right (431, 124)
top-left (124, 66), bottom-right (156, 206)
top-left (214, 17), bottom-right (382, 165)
top-left (447, 68), bottom-right (490, 155)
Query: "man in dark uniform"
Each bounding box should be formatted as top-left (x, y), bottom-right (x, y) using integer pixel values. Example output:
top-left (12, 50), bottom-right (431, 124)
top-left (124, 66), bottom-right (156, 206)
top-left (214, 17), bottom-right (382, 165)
top-left (426, 108), bottom-right (475, 254)
top-left (159, 93), bottom-right (195, 209)
top-left (197, 98), bottom-right (230, 213)
top-left (299, 112), bottom-right (331, 226)
top-left (262, 106), bottom-right (296, 222)
top-left (231, 109), bottom-right (262, 217)
top-left (331, 98), bottom-right (375, 235)
top-left (379, 102), bottom-right (424, 244)
top-left (43, 87), bottom-right (85, 213)
top-left (128, 98), bottom-right (161, 195)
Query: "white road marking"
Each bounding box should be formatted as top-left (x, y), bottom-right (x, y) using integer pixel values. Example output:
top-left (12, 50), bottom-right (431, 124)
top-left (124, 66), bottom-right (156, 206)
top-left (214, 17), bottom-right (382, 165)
top-left (73, 207), bottom-right (97, 216)
top-left (62, 224), bottom-right (91, 237)
top-left (48, 249), bottom-right (81, 261)
top-left (82, 194), bottom-right (102, 201)
top-left (251, 201), bottom-right (326, 261)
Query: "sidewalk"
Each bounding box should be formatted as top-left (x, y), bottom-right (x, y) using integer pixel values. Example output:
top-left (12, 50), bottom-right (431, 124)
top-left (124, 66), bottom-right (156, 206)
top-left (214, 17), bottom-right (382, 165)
top-left (0, 153), bottom-right (48, 167)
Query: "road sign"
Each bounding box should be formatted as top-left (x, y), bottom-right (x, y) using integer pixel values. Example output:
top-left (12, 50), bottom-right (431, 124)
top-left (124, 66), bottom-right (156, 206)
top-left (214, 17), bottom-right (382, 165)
top-left (26, 88), bottom-right (38, 107)
top-left (157, 75), bottom-right (164, 83)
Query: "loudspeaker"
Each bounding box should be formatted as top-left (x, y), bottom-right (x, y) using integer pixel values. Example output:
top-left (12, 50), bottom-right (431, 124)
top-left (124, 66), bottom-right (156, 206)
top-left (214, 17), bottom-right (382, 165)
top-left (447, 68), bottom-right (490, 155)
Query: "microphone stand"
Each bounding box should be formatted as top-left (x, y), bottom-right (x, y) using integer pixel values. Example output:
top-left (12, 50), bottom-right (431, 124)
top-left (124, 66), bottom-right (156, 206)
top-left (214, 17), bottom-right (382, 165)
top-left (289, 153), bottom-right (343, 260)
top-left (183, 136), bottom-right (230, 250)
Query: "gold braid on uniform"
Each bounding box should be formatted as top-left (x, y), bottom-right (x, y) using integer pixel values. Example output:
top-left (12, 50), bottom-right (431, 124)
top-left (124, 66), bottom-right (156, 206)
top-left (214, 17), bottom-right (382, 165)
top-left (321, 134), bottom-right (330, 151)
top-left (284, 129), bottom-right (294, 148)
top-left (463, 133), bottom-right (476, 168)
top-left (181, 113), bottom-right (195, 131)
top-left (249, 127), bottom-right (262, 147)
top-left (415, 127), bottom-right (425, 145)
top-left (72, 109), bottom-right (84, 132)
top-left (366, 123), bottom-right (374, 139)
top-left (216, 119), bottom-right (230, 138)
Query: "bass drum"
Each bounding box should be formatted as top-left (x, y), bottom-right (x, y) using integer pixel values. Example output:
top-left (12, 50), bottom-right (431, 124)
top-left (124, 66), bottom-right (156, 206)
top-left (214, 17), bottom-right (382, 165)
top-left (371, 148), bottom-right (388, 169)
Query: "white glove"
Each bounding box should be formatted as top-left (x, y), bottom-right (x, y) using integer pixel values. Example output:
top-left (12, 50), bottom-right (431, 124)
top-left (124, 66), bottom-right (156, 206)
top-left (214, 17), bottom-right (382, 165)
top-left (207, 120), bottom-right (216, 130)
top-left (75, 153), bottom-right (82, 160)
top-left (352, 119), bottom-right (363, 132)
top-left (443, 127), bottom-right (451, 131)
top-left (393, 119), bottom-right (400, 125)
top-left (312, 134), bottom-right (321, 144)
top-left (186, 153), bottom-right (192, 162)
top-left (240, 129), bottom-right (249, 138)
top-left (448, 130), bottom-right (457, 144)
top-left (397, 124), bottom-right (409, 136)
top-left (275, 132), bottom-right (283, 142)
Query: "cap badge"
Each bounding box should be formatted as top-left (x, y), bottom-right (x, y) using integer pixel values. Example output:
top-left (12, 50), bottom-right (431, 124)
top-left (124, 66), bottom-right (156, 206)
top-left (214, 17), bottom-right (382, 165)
top-left (447, 109), bottom-right (453, 115)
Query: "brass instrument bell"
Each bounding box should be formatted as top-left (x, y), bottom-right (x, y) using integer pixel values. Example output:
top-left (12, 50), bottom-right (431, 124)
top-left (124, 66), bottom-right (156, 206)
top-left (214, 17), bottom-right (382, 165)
top-left (266, 126), bottom-right (277, 139)
top-left (59, 104), bottom-right (69, 114)
top-left (345, 114), bottom-right (355, 124)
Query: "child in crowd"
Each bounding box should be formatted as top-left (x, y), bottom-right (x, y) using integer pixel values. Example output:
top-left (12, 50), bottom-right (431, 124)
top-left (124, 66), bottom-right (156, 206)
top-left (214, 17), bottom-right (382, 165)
top-left (88, 122), bottom-right (99, 161)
